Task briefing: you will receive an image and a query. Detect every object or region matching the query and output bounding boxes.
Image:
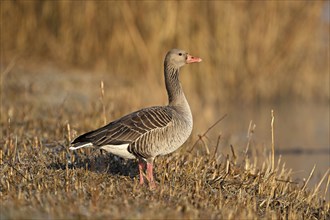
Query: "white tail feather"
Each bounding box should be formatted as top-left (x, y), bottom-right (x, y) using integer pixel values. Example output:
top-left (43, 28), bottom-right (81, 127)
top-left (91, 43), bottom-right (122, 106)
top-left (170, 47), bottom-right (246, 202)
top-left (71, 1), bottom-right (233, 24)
top-left (69, 142), bottom-right (93, 150)
top-left (100, 144), bottom-right (135, 159)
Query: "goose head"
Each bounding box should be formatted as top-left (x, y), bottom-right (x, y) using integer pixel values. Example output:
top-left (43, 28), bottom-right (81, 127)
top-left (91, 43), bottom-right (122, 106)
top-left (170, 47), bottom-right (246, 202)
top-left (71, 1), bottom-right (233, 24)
top-left (165, 49), bottom-right (202, 68)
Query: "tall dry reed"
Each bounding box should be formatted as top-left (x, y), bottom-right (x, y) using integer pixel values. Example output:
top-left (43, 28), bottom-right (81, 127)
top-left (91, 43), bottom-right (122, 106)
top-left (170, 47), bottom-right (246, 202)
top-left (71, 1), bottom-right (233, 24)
top-left (1, 1), bottom-right (328, 103)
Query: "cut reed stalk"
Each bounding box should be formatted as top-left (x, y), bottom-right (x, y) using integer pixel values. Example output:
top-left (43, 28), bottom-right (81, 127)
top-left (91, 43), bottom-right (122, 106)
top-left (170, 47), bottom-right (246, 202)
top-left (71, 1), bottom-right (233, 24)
top-left (212, 133), bottom-right (222, 160)
top-left (324, 174), bottom-right (330, 201)
top-left (100, 80), bottom-right (107, 125)
top-left (230, 145), bottom-right (237, 165)
top-left (302, 164), bottom-right (316, 191)
top-left (245, 120), bottom-right (256, 154)
top-left (312, 168), bottom-right (330, 199)
top-left (0, 149), bottom-right (2, 165)
top-left (66, 123), bottom-right (71, 143)
top-left (271, 109), bottom-right (275, 172)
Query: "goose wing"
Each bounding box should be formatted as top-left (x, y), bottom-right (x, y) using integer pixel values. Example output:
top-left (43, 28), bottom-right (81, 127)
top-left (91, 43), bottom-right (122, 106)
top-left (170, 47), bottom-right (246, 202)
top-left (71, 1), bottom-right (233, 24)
top-left (71, 106), bottom-right (173, 147)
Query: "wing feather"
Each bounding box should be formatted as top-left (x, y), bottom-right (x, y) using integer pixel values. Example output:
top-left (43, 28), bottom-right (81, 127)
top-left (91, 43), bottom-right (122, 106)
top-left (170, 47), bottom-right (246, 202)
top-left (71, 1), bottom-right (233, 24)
top-left (71, 106), bottom-right (173, 147)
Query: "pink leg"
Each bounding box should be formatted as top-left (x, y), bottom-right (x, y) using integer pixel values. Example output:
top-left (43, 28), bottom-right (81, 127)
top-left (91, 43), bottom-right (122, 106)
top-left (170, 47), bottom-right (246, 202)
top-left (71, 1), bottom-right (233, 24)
top-left (146, 162), bottom-right (156, 189)
top-left (138, 160), bottom-right (145, 185)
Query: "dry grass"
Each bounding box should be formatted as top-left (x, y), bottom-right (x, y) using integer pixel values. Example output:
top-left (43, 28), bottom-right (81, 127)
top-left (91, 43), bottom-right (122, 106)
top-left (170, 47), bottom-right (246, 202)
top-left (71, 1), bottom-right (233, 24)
top-left (0, 99), bottom-right (329, 219)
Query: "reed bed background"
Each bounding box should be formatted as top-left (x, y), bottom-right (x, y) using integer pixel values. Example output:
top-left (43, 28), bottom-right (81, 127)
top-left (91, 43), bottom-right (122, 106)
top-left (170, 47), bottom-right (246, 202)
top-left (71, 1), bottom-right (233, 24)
top-left (1, 1), bottom-right (329, 103)
top-left (1, 1), bottom-right (329, 219)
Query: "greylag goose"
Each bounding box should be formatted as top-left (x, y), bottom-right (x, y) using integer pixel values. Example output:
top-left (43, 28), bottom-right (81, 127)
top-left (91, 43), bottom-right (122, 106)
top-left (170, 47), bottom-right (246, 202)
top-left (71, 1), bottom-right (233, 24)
top-left (70, 49), bottom-right (202, 188)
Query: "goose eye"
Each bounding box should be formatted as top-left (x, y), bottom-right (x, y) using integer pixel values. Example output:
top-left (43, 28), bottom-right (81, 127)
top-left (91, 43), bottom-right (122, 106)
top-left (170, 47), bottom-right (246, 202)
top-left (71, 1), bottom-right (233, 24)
top-left (178, 53), bottom-right (182, 56)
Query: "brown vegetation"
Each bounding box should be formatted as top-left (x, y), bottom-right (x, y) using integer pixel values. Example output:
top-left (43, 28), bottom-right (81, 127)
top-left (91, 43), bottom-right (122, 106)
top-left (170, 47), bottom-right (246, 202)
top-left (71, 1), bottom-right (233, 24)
top-left (1, 107), bottom-right (329, 219)
top-left (1, 1), bottom-right (329, 219)
top-left (1, 1), bottom-right (329, 102)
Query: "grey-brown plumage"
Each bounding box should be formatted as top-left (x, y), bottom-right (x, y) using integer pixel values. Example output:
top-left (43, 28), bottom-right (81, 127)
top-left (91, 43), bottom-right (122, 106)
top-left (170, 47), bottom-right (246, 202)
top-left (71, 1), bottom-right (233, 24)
top-left (70, 49), bottom-right (202, 188)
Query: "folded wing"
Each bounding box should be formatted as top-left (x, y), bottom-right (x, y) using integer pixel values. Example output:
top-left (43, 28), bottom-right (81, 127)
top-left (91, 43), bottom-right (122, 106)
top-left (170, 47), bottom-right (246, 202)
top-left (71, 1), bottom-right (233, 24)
top-left (71, 106), bottom-right (173, 148)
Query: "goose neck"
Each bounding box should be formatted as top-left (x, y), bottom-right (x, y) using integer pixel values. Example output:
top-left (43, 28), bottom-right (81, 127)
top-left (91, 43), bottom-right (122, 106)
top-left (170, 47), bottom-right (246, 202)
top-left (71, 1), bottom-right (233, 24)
top-left (164, 62), bottom-right (186, 107)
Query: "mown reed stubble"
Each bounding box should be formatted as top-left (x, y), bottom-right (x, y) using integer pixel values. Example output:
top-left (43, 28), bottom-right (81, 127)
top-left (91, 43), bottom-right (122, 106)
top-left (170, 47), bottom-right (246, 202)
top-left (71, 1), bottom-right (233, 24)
top-left (0, 100), bottom-right (329, 219)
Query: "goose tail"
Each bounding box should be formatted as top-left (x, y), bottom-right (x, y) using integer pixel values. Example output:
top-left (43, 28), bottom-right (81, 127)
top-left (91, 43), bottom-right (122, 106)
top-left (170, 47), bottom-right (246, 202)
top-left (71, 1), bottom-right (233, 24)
top-left (69, 142), bottom-right (93, 150)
